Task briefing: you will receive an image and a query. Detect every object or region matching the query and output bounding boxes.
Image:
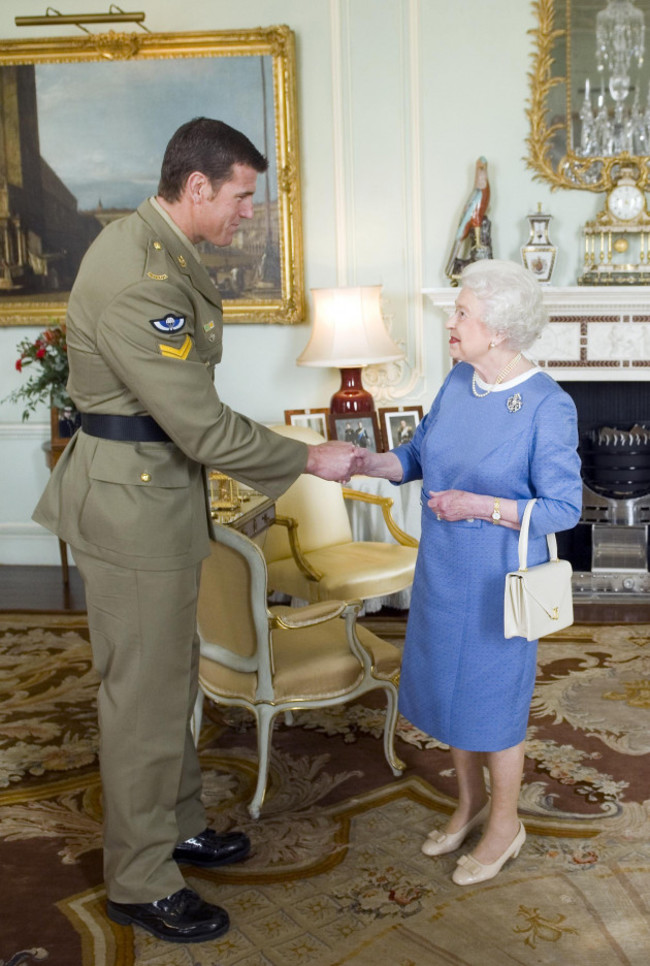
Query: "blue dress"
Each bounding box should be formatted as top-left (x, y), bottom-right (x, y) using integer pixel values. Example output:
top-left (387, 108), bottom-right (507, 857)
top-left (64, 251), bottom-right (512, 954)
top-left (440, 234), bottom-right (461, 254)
top-left (392, 363), bottom-right (582, 751)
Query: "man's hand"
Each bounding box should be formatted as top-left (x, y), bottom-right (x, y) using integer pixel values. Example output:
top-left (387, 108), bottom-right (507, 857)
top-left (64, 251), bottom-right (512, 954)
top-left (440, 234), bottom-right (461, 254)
top-left (305, 442), bottom-right (363, 483)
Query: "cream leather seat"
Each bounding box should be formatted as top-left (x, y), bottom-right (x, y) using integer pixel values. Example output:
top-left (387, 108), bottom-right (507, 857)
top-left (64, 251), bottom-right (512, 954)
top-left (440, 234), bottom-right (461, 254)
top-left (194, 522), bottom-right (404, 818)
top-left (263, 423), bottom-right (418, 604)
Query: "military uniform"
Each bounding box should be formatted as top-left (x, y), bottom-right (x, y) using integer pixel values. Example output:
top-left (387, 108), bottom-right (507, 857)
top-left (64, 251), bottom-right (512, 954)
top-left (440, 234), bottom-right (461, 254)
top-left (33, 198), bottom-right (307, 903)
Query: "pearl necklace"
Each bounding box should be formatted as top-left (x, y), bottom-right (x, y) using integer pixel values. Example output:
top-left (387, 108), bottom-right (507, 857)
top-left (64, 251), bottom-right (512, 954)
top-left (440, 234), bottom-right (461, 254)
top-left (471, 353), bottom-right (522, 398)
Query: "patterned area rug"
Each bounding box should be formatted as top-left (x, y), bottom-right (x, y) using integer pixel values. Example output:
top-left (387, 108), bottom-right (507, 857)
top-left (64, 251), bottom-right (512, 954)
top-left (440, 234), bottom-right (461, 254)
top-left (1, 614), bottom-right (649, 965)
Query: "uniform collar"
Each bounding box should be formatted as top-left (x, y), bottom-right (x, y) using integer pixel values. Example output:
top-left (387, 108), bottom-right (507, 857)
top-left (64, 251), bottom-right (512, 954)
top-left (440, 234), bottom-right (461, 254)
top-left (137, 198), bottom-right (222, 308)
top-left (148, 197), bottom-right (201, 263)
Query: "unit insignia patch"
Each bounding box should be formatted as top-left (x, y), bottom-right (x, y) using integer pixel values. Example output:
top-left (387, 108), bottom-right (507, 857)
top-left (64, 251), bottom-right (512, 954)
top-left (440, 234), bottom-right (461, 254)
top-left (150, 314), bottom-right (186, 334)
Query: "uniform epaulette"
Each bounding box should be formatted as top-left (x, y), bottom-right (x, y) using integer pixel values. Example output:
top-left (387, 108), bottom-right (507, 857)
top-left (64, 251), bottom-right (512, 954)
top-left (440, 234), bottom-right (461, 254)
top-left (144, 239), bottom-right (169, 281)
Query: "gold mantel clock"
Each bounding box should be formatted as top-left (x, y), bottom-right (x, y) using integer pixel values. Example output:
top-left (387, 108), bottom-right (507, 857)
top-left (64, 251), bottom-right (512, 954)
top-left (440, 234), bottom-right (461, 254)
top-left (579, 167), bottom-right (650, 285)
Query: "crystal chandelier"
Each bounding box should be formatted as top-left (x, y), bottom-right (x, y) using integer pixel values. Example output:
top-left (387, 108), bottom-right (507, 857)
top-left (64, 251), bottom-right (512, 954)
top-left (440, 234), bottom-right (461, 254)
top-left (579, 0), bottom-right (649, 158)
top-left (596, 0), bottom-right (645, 103)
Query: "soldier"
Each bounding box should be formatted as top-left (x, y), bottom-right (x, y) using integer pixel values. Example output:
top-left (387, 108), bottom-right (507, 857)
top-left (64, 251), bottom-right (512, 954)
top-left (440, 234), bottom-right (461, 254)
top-left (34, 117), bottom-right (359, 944)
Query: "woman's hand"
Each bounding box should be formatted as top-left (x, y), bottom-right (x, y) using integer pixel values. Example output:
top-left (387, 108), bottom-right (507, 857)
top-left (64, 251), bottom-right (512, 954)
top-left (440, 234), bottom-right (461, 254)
top-left (428, 490), bottom-right (520, 528)
top-left (355, 449), bottom-right (404, 482)
top-left (427, 490), bottom-right (482, 521)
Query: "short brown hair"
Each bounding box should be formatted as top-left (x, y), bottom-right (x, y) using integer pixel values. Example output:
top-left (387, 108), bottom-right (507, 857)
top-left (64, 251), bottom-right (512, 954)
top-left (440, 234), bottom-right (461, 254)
top-left (157, 117), bottom-right (268, 202)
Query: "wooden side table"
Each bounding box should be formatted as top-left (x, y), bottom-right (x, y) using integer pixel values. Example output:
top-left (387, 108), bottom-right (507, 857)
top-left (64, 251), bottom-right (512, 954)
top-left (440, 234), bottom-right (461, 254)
top-left (211, 490), bottom-right (275, 540)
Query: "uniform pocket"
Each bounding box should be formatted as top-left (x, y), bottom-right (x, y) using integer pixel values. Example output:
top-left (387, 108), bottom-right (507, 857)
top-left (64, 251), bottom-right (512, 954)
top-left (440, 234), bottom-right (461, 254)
top-left (79, 440), bottom-right (193, 558)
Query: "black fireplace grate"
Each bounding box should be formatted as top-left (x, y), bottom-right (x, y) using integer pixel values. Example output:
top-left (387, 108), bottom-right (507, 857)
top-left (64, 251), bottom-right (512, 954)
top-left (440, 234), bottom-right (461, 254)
top-left (581, 424), bottom-right (650, 498)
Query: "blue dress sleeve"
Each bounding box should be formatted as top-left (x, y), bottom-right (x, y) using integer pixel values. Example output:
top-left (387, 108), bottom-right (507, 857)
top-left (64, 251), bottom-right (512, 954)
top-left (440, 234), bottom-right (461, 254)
top-left (389, 371), bottom-right (451, 484)
top-left (516, 389), bottom-right (582, 537)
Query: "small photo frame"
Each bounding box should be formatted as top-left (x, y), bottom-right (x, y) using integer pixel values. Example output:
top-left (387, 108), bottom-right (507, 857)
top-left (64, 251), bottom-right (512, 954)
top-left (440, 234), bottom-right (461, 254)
top-left (284, 408), bottom-right (330, 437)
top-left (379, 406), bottom-right (424, 451)
top-left (329, 413), bottom-right (381, 452)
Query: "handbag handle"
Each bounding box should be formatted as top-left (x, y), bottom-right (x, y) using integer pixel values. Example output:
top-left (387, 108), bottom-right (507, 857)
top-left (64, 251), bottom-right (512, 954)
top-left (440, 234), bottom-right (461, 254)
top-left (517, 498), bottom-right (558, 571)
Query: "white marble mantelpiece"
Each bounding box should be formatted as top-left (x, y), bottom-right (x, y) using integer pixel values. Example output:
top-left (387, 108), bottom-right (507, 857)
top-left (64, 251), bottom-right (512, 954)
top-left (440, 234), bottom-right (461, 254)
top-left (423, 285), bottom-right (650, 381)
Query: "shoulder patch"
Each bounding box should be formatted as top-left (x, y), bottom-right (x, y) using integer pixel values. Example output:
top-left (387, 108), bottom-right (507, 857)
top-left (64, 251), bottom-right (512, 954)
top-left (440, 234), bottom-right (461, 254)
top-left (150, 314), bottom-right (186, 334)
top-left (159, 334), bottom-right (192, 360)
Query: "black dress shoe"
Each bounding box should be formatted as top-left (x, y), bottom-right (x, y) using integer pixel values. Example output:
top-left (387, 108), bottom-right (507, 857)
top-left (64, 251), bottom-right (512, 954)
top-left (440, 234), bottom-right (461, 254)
top-left (106, 887), bottom-right (229, 943)
top-left (173, 827), bottom-right (251, 868)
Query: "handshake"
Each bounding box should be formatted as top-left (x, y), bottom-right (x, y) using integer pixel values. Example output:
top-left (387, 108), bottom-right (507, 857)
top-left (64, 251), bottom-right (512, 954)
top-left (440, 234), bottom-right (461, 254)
top-left (305, 441), bottom-right (371, 483)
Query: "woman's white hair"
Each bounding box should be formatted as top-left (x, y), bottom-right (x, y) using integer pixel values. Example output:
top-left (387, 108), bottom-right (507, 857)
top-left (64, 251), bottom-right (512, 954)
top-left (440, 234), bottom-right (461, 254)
top-left (460, 259), bottom-right (548, 352)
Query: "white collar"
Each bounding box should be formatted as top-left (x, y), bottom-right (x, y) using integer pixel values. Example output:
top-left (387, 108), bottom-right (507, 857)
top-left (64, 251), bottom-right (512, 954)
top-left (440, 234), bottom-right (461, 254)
top-left (472, 366), bottom-right (543, 393)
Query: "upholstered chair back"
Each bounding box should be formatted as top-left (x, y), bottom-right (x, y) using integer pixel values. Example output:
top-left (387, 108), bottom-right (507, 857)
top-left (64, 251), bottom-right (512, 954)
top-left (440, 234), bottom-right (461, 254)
top-left (262, 423), bottom-right (354, 563)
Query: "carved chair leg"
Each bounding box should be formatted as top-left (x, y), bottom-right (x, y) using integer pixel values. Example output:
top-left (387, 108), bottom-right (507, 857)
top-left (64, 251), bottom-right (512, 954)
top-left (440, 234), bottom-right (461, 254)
top-left (382, 683), bottom-right (405, 776)
top-left (249, 705), bottom-right (277, 819)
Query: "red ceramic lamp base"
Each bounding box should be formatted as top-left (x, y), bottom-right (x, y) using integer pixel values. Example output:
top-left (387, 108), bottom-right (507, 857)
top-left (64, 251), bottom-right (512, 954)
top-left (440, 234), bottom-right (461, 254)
top-left (330, 367), bottom-right (375, 415)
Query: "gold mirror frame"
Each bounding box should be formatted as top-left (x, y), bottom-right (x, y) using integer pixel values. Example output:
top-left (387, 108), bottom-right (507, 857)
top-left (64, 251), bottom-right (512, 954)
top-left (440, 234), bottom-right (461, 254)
top-left (0, 26), bottom-right (304, 325)
top-left (526, 0), bottom-right (650, 192)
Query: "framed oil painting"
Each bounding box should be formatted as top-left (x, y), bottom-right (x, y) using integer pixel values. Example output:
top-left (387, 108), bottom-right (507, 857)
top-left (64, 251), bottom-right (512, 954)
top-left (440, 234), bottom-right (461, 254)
top-left (0, 26), bottom-right (304, 326)
top-left (379, 406), bottom-right (424, 450)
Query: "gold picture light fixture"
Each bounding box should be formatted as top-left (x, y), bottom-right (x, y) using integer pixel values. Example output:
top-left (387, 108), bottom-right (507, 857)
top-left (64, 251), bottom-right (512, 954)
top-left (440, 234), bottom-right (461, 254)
top-left (16, 5), bottom-right (149, 33)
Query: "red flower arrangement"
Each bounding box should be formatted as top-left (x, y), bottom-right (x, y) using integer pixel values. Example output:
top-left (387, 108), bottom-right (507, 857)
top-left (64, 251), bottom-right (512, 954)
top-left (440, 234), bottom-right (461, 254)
top-left (3, 324), bottom-right (73, 420)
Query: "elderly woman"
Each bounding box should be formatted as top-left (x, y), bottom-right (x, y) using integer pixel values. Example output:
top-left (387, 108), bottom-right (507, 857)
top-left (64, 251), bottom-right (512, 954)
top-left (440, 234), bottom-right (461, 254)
top-left (359, 259), bottom-right (582, 885)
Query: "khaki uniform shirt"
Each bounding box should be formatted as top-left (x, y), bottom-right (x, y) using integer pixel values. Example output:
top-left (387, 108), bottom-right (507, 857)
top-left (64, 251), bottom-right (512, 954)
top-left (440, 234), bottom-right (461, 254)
top-left (33, 199), bottom-right (307, 571)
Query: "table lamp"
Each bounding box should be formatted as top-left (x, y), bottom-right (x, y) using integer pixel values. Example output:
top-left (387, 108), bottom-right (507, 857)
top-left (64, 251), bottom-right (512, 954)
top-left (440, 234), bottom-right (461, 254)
top-left (296, 286), bottom-right (403, 419)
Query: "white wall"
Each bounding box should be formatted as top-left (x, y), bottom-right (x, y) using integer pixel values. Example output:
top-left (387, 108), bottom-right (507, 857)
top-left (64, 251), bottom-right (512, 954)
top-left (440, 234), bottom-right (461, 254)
top-left (0, 1), bottom-right (594, 564)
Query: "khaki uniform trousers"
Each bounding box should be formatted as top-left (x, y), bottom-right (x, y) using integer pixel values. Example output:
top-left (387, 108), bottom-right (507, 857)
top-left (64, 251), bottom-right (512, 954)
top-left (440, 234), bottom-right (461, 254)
top-left (73, 548), bottom-right (206, 903)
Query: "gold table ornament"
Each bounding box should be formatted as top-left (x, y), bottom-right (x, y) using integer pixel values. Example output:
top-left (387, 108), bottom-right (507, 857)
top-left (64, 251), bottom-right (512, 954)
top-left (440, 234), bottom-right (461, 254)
top-left (579, 166), bottom-right (650, 286)
top-left (208, 471), bottom-right (241, 517)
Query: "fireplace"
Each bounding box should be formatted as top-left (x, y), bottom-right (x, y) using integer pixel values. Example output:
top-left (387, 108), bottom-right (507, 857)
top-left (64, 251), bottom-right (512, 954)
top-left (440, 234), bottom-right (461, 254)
top-left (557, 381), bottom-right (650, 599)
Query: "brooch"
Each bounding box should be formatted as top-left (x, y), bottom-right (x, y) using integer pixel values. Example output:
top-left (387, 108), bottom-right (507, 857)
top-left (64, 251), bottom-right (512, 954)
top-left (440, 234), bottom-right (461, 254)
top-left (506, 393), bottom-right (522, 413)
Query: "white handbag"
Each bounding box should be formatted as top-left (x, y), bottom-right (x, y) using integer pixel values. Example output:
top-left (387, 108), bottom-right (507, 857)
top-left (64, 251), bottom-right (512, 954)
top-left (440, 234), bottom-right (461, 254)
top-left (503, 498), bottom-right (574, 641)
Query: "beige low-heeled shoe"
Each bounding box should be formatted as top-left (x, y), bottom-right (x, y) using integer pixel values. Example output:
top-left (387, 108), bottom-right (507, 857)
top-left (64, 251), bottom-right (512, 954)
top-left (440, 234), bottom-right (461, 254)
top-left (451, 821), bottom-right (526, 885)
top-left (421, 801), bottom-right (491, 857)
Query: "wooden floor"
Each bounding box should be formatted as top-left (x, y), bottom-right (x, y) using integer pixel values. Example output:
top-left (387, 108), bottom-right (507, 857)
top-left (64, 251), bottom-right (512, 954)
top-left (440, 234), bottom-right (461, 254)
top-left (1, 565), bottom-right (649, 621)
top-left (0, 565), bottom-right (87, 612)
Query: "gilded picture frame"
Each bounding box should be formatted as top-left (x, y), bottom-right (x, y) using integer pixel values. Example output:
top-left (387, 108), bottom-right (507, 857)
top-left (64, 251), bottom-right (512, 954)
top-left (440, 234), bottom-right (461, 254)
top-left (0, 25), bottom-right (304, 326)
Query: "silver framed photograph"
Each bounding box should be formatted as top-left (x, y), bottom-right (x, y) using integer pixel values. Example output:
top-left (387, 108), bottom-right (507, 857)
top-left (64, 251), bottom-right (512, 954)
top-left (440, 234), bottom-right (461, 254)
top-left (379, 406), bottom-right (424, 450)
top-left (284, 408), bottom-right (329, 437)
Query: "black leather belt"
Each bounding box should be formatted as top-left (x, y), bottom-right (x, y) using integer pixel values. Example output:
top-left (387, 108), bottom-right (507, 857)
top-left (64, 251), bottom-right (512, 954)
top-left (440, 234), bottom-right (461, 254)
top-left (81, 413), bottom-right (171, 443)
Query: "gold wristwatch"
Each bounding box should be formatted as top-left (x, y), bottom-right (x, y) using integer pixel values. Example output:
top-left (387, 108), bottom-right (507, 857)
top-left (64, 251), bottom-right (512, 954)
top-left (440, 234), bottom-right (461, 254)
top-left (491, 497), bottom-right (501, 523)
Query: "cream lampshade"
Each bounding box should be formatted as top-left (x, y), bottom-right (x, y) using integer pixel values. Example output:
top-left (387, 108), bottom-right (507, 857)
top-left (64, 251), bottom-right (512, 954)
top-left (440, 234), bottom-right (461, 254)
top-left (297, 286), bottom-right (403, 418)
